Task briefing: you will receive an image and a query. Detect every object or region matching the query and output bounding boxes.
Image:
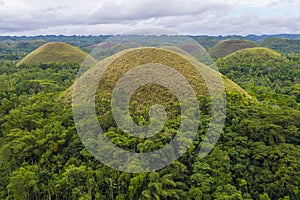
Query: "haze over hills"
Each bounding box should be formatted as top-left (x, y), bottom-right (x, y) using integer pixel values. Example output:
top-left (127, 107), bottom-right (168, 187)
top-left (0, 34), bottom-right (300, 62)
top-left (16, 42), bottom-right (97, 66)
top-left (2, 34), bottom-right (300, 42)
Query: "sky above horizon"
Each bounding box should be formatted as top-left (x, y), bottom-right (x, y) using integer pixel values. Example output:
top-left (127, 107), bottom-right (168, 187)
top-left (0, 0), bottom-right (300, 36)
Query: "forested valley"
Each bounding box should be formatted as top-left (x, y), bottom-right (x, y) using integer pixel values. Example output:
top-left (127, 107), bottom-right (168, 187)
top-left (0, 35), bottom-right (299, 200)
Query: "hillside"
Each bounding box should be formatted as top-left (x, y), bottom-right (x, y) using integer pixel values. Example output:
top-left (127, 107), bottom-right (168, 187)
top-left (71, 47), bottom-right (252, 103)
top-left (17, 42), bottom-right (96, 66)
top-left (71, 47), bottom-right (254, 172)
top-left (220, 47), bottom-right (287, 63)
top-left (217, 47), bottom-right (289, 81)
top-left (0, 42), bottom-right (14, 60)
top-left (0, 42), bottom-right (9, 49)
top-left (97, 47), bottom-right (250, 96)
top-left (217, 47), bottom-right (300, 106)
top-left (13, 40), bottom-right (47, 51)
top-left (259, 38), bottom-right (300, 54)
top-left (209, 40), bottom-right (258, 58)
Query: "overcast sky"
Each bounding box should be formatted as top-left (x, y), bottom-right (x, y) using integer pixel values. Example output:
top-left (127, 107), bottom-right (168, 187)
top-left (1, 0), bottom-right (300, 36)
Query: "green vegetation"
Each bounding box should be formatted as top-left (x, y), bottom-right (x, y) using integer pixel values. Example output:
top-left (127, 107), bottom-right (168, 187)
top-left (217, 47), bottom-right (300, 108)
top-left (209, 40), bottom-right (258, 58)
top-left (0, 36), bottom-right (299, 200)
top-left (259, 38), bottom-right (300, 55)
top-left (0, 42), bottom-right (18, 61)
top-left (12, 40), bottom-right (47, 53)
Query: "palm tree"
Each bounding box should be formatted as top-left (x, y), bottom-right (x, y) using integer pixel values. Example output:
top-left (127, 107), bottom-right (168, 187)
top-left (142, 163), bottom-right (188, 200)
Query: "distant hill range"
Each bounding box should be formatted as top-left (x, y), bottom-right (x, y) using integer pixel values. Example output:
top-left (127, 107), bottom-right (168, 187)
top-left (1, 34), bottom-right (300, 61)
top-left (1, 34), bottom-right (300, 48)
top-left (2, 34), bottom-right (300, 42)
top-left (192, 34), bottom-right (300, 54)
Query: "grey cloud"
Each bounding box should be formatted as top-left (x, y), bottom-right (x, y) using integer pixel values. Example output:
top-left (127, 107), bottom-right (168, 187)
top-left (267, 0), bottom-right (300, 7)
top-left (88, 0), bottom-right (230, 22)
top-left (0, 0), bottom-right (231, 33)
top-left (170, 14), bottom-right (300, 35)
top-left (0, 0), bottom-right (300, 35)
top-left (0, 5), bottom-right (88, 32)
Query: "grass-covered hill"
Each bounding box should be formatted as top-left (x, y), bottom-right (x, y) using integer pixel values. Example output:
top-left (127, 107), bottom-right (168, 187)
top-left (217, 47), bottom-right (300, 106)
top-left (71, 47), bottom-right (252, 104)
top-left (70, 47), bottom-right (252, 152)
top-left (17, 42), bottom-right (96, 66)
top-left (217, 47), bottom-right (289, 86)
top-left (70, 46), bottom-right (255, 175)
top-left (100, 47), bottom-right (250, 96)
top-left (209, 40), bottom-right (258, 58)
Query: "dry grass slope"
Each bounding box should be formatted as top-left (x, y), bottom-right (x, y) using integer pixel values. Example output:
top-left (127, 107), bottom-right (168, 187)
top-left (65, 47), bottom-right (253, 106)
top-left (17, 42), bottom-right (96, 66)
top-left (209, 40), bottom-right (258, 58)
top-left (222, 47), bottom-right (288, 63)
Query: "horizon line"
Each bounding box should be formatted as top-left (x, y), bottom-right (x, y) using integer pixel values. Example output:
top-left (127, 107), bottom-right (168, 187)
top-left (1, 33), bottom-right (300, 38)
